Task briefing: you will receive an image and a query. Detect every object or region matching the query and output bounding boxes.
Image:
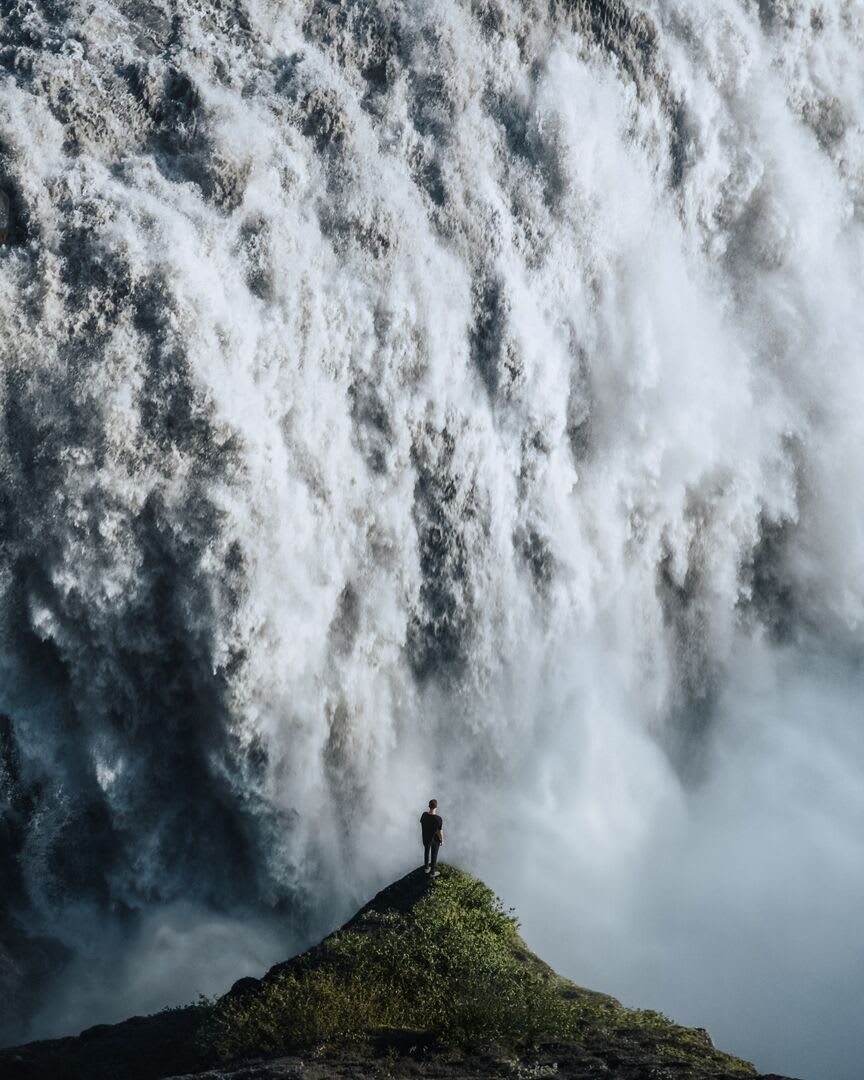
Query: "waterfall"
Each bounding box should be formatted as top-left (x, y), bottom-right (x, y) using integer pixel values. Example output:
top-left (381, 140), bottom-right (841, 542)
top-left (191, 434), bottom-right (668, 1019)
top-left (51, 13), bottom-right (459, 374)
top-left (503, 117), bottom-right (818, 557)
top-left (1, 2), bottom-right (862, 1076)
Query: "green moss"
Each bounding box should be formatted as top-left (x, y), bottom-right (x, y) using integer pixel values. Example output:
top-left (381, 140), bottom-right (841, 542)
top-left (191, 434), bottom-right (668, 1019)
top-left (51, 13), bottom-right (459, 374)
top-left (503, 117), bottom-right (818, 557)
top-left (204, 867), bottom-right (756, 1076)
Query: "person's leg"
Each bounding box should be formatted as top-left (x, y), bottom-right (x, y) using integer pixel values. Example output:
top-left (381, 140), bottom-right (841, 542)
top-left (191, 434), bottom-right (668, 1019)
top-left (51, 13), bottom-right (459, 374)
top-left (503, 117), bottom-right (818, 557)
top-left (430, 840), bottom-right (439, 874)
top-left (424, 842), bottom-right (431, 869)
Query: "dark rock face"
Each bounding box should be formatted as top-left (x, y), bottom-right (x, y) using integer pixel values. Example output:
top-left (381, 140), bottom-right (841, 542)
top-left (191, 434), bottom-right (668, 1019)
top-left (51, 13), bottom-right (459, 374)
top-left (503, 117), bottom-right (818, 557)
top-left (159, 1052), bottom-right (803, 1080)
top-left (0, 188), bottom-right (9, 242)
top-left (0, 183), bottom-right (28, 245)
top-left (0, 1005), bottom-right (208, 1080)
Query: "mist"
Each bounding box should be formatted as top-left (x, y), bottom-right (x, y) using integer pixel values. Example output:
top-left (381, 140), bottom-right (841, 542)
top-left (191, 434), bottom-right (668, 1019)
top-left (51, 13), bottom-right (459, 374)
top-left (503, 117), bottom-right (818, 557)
top-left (473, 644), bottom-right (864, 1080)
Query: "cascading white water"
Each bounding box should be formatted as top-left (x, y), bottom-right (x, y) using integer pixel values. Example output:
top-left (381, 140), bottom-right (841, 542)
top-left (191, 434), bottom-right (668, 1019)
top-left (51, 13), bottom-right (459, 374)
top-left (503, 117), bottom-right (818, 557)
top-left (1, 1), bottom-right (862, 1076)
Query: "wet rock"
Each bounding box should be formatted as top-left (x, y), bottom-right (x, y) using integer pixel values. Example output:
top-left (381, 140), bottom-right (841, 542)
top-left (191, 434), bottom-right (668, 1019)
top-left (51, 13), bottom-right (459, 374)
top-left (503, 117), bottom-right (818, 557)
top-left (0, 189), bottom-right (9, 243)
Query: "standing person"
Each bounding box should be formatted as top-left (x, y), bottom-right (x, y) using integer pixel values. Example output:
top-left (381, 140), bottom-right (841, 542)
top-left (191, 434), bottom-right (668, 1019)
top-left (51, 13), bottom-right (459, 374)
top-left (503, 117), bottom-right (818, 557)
top-left (420, 799), bottom-right (444, 877)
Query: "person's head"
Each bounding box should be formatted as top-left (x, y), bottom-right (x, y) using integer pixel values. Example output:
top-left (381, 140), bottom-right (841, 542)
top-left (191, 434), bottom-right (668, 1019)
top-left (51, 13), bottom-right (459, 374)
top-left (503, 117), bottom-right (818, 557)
top-left (429, 799), bottom-right (437, 811)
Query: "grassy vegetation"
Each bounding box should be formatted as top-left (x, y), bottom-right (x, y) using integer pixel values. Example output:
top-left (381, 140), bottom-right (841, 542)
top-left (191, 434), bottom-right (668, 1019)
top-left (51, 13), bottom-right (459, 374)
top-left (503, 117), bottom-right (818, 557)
top-left (205, 866), bottom-right (756, 1076)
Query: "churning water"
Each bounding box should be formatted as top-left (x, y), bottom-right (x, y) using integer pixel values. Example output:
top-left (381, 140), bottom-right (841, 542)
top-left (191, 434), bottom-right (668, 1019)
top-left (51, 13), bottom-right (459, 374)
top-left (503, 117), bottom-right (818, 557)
top-left (1, 2), bottom-right (863, 1077)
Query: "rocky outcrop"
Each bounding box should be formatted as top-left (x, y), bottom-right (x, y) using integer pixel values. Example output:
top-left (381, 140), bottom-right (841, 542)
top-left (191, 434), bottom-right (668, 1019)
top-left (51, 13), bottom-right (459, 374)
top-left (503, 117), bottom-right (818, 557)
top-left (0, 867), bottom-right (801, 1080)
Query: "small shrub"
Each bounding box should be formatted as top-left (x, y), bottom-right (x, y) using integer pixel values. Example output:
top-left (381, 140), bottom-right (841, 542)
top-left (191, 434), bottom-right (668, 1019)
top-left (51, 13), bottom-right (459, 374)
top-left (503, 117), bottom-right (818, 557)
top-left (503, 1058), bottom-right (559, 1079)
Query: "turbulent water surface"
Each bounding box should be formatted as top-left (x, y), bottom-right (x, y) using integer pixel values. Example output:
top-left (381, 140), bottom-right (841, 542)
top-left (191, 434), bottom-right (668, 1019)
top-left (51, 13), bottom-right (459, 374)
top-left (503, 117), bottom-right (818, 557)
top-left (1, 2), bottom-right (863, 1077)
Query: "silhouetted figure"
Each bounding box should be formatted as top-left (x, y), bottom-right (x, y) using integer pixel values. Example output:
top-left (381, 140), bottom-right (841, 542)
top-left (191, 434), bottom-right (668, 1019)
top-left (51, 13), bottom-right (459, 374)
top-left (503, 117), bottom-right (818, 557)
top-left (420, 798), bottom-right (444, 877)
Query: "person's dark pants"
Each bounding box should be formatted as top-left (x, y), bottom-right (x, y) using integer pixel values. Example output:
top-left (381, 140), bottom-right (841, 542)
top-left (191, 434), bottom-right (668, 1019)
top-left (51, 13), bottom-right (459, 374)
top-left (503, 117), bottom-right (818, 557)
top-left (424, 840), bottom-right (440, 872)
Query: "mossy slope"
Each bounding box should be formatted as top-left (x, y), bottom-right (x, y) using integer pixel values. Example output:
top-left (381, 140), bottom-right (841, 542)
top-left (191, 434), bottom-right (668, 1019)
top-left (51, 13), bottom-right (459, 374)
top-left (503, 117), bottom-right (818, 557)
top-left (0, 865), bottom-right (800, 1080)
top-left (206, 865), bottom-right (763, 1077)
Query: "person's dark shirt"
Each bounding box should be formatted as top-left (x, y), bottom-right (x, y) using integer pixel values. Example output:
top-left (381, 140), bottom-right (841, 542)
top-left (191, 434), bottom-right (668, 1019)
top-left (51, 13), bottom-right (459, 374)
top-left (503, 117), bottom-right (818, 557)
top-left (420, 811), bottom-right (443, 844)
